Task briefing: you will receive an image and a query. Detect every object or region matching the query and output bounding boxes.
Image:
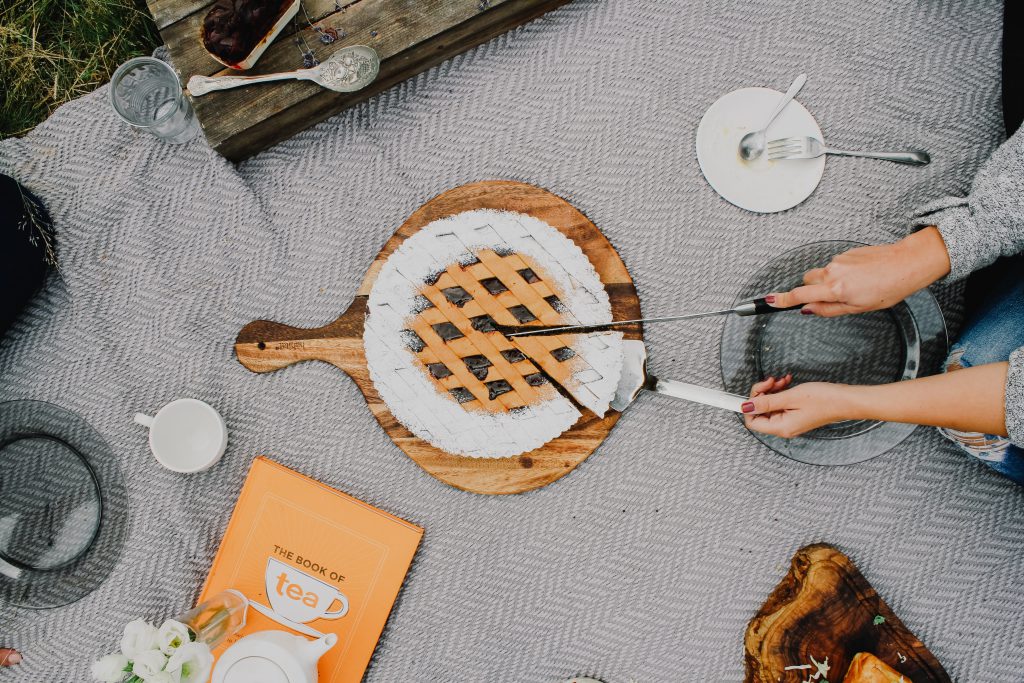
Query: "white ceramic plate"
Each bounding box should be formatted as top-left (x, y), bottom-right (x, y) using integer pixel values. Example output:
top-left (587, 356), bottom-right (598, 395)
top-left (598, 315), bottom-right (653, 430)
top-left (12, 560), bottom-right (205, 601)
top-left (695, 87), bottom-right (826, 213)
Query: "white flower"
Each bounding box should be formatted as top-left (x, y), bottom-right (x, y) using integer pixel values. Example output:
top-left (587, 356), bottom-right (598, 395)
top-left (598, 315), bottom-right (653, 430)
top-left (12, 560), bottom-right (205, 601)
top-left (131, 649), bottom-right (169, 680)
top-left (166, 642), bottom-right (213, 683)
top-left (157, 620), bottom-right (192, 655)
top-left (120, 619), bottom-right (159, 659)
top-left (91, 653), bottom-right (129, 682)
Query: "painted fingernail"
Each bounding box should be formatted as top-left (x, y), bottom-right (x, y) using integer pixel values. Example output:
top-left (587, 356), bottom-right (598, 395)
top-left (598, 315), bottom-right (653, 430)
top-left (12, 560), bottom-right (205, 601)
top-left (765, 295), bottom-right (776, 304)
top-left (3, 652), bottom-right (21, 665)
top-left (741, 401), bottom-right (755, 413)
top-left (801, 308), bottom-right (814, 315)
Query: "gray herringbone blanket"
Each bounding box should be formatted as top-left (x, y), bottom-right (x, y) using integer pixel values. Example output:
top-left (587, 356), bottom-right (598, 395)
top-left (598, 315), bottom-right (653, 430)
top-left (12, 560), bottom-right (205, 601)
top-left (3, 1), bottom-right (1023, 680)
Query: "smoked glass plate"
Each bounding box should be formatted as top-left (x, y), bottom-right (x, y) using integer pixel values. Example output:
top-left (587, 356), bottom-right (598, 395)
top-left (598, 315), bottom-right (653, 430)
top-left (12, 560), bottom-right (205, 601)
top-left (721, 241), bottom-right (947, 465)
top-left (0, 400), bottom-right (128, 608)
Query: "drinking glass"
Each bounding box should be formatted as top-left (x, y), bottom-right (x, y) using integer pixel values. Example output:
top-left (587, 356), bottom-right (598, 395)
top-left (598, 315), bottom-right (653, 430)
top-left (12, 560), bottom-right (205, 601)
top-left (109, 57), bottom-right (200, 144)
top-left (176, 590), bottom-right (249, 649)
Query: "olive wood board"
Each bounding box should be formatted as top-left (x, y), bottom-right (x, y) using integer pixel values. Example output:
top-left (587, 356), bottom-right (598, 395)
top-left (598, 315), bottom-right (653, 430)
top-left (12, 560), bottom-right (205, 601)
top-left (149, 0), bottom-right (572, 160)
top-left (235, 180), bottom-right (641, 494)
top-left (745, 543), bottom-right (951, 683)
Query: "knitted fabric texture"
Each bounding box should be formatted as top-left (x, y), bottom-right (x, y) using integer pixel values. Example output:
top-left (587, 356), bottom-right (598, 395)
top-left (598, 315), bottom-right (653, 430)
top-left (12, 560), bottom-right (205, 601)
top-left (1, 1), bottom-right (1021, 680)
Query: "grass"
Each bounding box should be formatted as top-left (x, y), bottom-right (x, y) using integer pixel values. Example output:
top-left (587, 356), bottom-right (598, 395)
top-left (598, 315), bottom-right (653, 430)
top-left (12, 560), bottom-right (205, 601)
top-left (0, 0), bottom-right (160, 138)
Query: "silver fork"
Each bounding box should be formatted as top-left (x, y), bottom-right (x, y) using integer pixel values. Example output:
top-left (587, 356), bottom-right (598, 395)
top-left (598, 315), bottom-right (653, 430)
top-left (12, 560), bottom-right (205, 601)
top-left (767, 137), bottom-right (930, 165)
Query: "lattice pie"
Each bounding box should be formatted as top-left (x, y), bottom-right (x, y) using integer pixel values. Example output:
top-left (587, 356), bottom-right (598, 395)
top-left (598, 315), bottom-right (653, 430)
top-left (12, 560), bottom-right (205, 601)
top-left (364, 209), bottom-right (623, 459)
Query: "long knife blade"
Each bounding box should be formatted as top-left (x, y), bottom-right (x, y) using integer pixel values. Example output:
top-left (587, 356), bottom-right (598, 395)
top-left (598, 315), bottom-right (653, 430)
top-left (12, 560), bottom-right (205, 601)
top-left (504, 297), bottom-right (800, 338)
top-left (504, 308), bottom-right (735, 338)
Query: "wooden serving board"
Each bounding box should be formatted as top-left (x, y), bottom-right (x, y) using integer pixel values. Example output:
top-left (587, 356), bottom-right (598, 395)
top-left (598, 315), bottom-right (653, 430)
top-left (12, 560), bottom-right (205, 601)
top-left (235, 180), bottom-right (641, 494)
top-left (149, 0), bottom-right (572, 160)
top-left (745, 544), bottom-right (950, 683)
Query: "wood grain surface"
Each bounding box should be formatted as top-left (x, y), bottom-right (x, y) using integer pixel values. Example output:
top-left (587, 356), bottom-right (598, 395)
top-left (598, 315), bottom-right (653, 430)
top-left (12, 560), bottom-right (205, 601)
top-left (235, 180), bottom-right (641, 494)
top-left (148, 0), bottom-right (571, 160)
top-left (745, 544), bottom-right (951, 683)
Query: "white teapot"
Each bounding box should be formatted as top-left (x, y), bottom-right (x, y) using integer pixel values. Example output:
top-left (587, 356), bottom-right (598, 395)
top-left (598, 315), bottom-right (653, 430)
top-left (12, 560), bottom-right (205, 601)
top-left (211, 630), bottom-right (337, 683)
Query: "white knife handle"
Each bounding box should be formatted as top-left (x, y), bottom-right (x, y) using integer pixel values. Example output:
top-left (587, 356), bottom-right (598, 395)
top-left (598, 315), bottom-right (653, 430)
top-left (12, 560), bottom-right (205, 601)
top-left (187, 71), bottom-right (299, 96)
top-left (650, 377), bottom-right (748, 413)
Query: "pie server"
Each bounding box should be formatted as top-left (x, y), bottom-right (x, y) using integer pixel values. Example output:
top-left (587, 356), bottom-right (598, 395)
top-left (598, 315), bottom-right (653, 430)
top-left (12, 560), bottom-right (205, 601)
top-left (611, 339), bottom-right (748, 413)
top-left (505, 297), bottom-right (801, 337)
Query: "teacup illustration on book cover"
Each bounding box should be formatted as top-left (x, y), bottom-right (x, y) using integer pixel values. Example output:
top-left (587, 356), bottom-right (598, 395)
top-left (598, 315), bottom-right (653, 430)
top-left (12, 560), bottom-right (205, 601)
top-left (265, 556), bottom-right (350, 623)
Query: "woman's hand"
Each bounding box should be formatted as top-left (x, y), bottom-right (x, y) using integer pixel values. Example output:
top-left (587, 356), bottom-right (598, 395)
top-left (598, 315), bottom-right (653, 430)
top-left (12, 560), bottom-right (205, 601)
top-left (744, 362), bottom-right (1011, 439)
top-left (0, 648), bottom-right (21, 666)
top-left (742, 376), bottom-right (855, 438)
top-left (766, 227), bottom-right (951, 317)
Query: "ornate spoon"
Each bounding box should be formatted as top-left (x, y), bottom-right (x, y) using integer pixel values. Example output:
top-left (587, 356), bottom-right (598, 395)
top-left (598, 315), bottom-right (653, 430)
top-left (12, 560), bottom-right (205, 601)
top-left (187, 45), bottom-right (379, 96)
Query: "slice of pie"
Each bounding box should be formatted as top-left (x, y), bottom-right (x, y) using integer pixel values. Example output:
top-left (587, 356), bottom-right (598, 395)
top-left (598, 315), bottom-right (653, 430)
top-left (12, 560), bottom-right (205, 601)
top-left (364, 209), bottom-right (623, 459)
top-left (842, 653), bottom-right (911, 683)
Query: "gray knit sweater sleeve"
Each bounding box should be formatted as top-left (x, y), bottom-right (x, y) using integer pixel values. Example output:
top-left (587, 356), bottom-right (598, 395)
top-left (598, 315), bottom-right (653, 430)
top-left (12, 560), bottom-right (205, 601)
top-left (911, 127), bottom-right (1024, 279)
top-left (910, 127), bottom-right (1024, 445)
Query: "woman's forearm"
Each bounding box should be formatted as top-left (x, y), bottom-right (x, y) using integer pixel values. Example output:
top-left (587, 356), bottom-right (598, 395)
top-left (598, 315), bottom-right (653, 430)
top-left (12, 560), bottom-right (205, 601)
top-left (844, 362), bottom-right (1009, 436)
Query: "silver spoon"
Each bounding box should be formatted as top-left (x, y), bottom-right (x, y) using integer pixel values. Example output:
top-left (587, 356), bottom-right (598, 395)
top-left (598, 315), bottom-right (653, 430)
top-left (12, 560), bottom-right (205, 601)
top-left (738, 73), bottom-right (807, 161)
top-left (187, 45), bottom-right (380, 96)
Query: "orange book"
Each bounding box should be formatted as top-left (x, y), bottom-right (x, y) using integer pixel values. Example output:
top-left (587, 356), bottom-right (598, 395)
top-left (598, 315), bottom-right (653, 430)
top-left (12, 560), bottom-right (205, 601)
top-left (199, 457), bottom-right (423, 682)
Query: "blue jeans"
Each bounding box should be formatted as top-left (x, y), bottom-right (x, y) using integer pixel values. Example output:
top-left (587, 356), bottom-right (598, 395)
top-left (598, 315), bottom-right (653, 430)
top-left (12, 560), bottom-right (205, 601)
top-left (940, 265), bottom-right (1024, 484)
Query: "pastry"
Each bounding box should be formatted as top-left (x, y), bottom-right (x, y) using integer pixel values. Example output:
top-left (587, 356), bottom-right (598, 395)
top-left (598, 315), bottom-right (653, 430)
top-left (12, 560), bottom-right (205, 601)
top-left (364, 209), bottom-right (623, 459)
top-left (201, 0), bottom-right (300, 70)
top-left (842, 652), bottom-right (911, 683)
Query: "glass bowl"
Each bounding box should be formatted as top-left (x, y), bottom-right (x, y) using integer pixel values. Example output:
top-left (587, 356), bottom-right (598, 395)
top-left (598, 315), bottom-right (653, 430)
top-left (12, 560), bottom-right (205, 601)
top-left (0, 400), bottom-right (128, 608)
top-left (720, 241), bottom-right (947, 465)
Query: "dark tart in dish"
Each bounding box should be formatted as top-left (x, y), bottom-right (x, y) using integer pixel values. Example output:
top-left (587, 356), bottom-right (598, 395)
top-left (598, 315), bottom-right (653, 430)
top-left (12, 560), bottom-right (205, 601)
top-left (201, 0), bottom-right (300, 70)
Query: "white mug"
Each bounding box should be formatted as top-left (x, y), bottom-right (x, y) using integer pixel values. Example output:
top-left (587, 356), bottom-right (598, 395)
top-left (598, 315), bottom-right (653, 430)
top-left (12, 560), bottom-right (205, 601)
top-left (134, 399), bottom-right (227, 473)
top-left (265, 557), bottom-right (349, 624)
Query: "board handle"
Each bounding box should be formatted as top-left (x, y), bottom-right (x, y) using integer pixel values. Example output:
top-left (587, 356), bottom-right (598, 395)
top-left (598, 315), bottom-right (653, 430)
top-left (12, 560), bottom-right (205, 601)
top-left (234, 303), bottom-right (365, 375)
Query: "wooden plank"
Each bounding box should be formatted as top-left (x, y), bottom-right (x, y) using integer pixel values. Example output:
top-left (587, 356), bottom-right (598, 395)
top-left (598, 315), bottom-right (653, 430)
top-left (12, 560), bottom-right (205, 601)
top-left (164, 0), bottom-right (519, 140)
top-left (210, 0), bottom-right (569, 159)
top-left (160, 0), bottom-right (441, 79)
top-left (151, 0), bottom-right (363, 30)
top-left (149, 0), bottom-right (568, 159)
top-left (150, 0), bottom-right (207, 31)
top-left (233, 181), bottom-right (642, 495)
top-left (189, 0), bottom-right (489, 140)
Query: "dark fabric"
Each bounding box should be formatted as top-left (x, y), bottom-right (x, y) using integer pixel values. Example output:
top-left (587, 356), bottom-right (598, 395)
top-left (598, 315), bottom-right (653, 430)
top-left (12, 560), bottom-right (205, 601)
top-left (0, 175), bottom-right (51, 338)
top-left (964, 1), bottom-right (1022, 317)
